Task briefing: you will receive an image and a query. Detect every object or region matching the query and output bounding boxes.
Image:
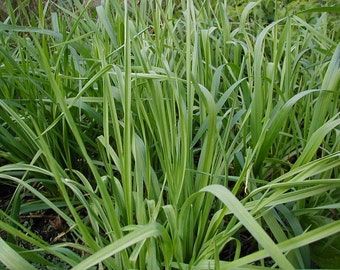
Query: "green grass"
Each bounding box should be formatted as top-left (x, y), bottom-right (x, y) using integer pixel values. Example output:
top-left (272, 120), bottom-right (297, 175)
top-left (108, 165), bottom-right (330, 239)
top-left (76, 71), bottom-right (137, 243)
top-left (0, 0), bottom-right (340, 269)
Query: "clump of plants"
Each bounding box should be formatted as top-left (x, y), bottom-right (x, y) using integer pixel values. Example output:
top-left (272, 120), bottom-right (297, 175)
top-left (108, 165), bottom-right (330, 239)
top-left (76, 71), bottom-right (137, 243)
top-left (0, 0), bottom-right (339, 269)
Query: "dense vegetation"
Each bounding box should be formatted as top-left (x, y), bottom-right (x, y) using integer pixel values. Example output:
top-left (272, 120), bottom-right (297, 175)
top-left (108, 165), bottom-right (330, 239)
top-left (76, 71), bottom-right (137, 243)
top-left (0, 0), bottom-right (340, 269)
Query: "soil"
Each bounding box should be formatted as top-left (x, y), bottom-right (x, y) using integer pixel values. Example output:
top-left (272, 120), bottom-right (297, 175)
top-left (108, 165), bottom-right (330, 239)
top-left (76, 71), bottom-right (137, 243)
top-left (0, 183), bottom-right (71, 268)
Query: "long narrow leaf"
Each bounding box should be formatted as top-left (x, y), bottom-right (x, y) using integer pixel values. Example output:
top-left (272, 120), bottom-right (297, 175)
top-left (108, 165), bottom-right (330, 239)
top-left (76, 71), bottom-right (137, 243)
top-left (201, 184), bottom-right (294, 269)
top-left (71, 223), bottom-right (172, 270)
top-left (0, 237), bottom-right (37, 270)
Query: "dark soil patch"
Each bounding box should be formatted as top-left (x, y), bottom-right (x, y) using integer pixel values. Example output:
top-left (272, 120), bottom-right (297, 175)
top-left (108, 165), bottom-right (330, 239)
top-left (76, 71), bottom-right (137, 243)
top-left (0, 184), bottom-right (16, 211)
top-left (0, 183), bottom-right (72, 268)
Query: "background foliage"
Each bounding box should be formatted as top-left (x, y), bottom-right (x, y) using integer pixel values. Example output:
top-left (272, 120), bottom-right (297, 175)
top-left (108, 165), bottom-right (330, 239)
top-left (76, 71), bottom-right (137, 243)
top-left (0, 0), bottom-right (339, 269)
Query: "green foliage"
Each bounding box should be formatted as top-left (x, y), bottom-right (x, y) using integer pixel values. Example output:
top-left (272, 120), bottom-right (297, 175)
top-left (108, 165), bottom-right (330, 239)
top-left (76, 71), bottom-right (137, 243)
top-left (0, 0), bottom-right (339, 269)
top-left (300, 215), bottom-right (340, 269)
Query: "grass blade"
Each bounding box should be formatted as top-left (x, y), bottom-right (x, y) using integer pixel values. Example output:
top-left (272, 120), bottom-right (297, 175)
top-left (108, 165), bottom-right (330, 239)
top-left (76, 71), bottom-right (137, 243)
top-left (0, 237), bottom-right (37, 270)
top-left (71, 222), bottom-right (172, 270)
top-left (201, 184), bottom-right (294, 270)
